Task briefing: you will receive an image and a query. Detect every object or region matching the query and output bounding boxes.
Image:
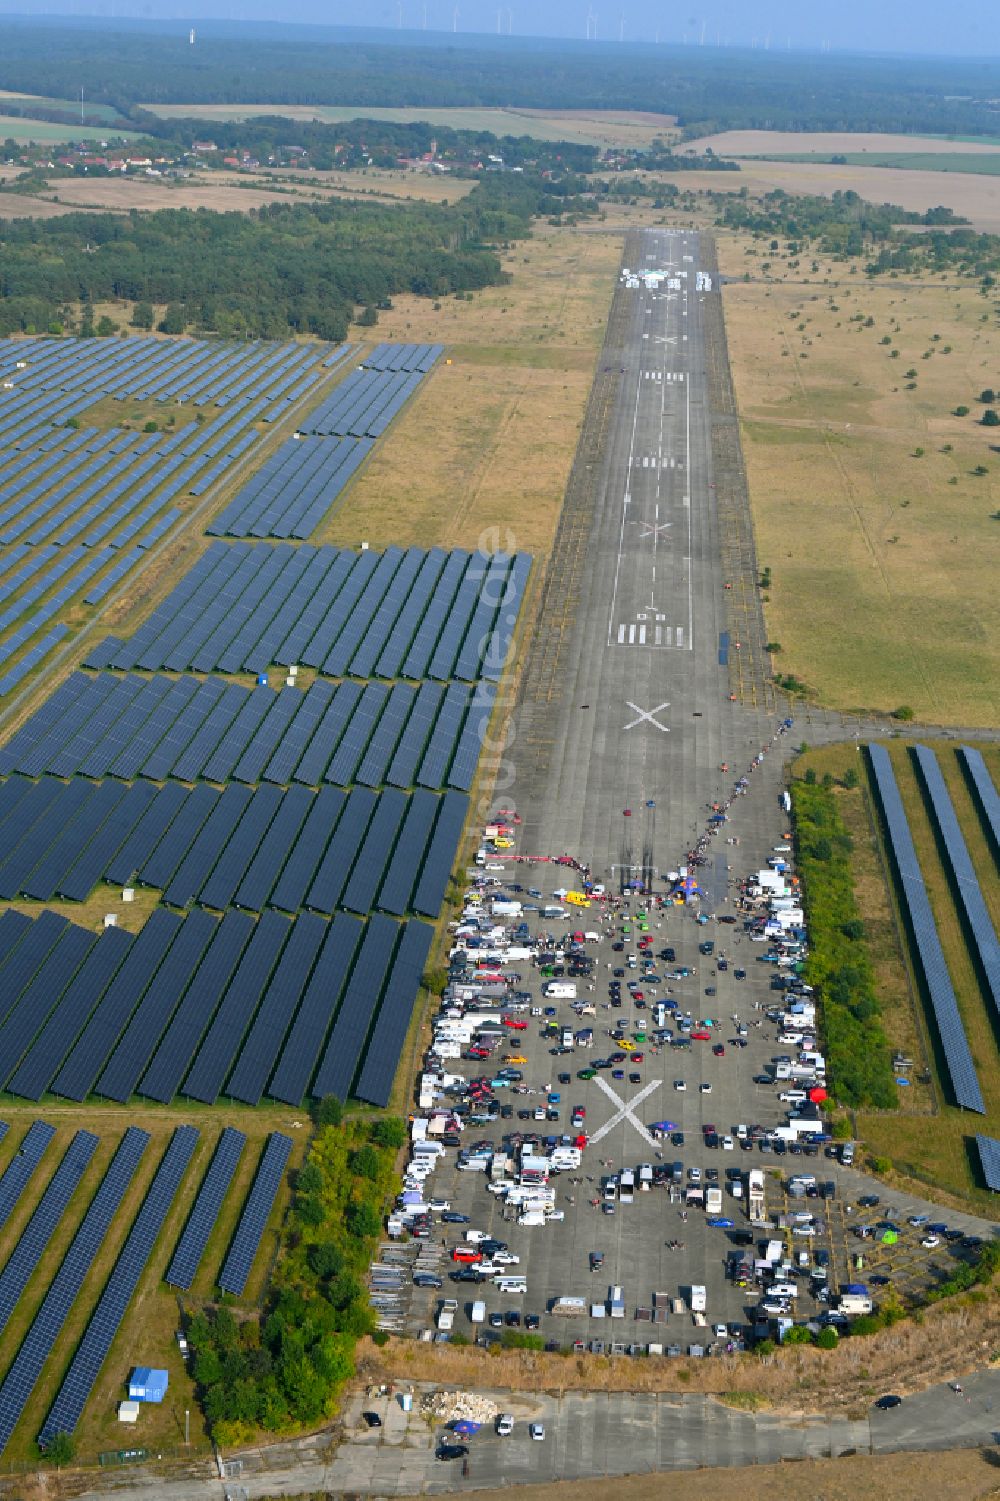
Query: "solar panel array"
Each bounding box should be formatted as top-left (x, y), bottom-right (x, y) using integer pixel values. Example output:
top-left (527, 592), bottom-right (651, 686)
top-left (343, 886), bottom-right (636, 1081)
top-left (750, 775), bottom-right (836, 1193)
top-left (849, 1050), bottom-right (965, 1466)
top-left (0, 1125), bottom-right (149, 1459)
top-left (218, 1133), bottom-right (293, 1296)
top-left (0, 1131), bottom-right (98, 1335)
top-left (0, 776), bottom-right (464, 920)
top-left (300, 344), bottom-right (441, 439)
top-left (976, 1133), bottom-right (1000, 1192)
top-left (960, 746), bottom-right (1000, 858)
top-left (0, 336), bottom-right (336, 694)
top-left (165, 1126), bottom-right (247, 1290)
top-left (86, 542), bottom-right (529, 684)
top-left (868, 743), bottom-right (984, 1113)
top-left (208, 435), bottom-right (373, 539)
top-left (0, 1120), bottom-right (56, 1225)
top-left (39, 1125), bottom-right (198, 1448)
top-left (913, 746), bottom-right (1000, 1024)
top-left (0, 672), bottom-right (493, 792)
top-left (0, 899), bottom-right (434, 1105)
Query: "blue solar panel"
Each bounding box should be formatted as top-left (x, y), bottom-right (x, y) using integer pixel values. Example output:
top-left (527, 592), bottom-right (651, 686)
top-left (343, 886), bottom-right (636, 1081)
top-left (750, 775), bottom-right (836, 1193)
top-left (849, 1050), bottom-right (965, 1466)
top-left (305, 788), bottom-right (377, 914)
top-left (0, 1125), bottom-right (148, 1460)
top-left (166, 1127), bottom-right (247, 1290)
top-left (913, 745), bottom-right (1000, 1024)
top-left (38, 1125), bottom-right (198, 1448)
top-left (217, 1133), bottom-right (292, 1296)
top-left (960, 747), bottom-right (1000, 859)
top-left (377, 789), bottom-right (441, 915)
top-left (868, 743), bottom-right (983, 1113)
top-left (268, 787), bottom-right (346, 913)
top-left (7, 926), bottom-right (134, 1102)
top-left (94, 909), bottom-right (219, 1104)
top-left (412, 791), bottom-right (469, 918)
top-left (226, 910), bottom-right (328, 1105)
top-left (182, 910), bottom-right (292, 1104)
top-left (340, 789), bottom-right (408, 915)
top-left (0, 1121), bottom-right (56, 1228)
top-left (355, 919), bottom-right (433, 1106)
top-left (162, 784), bottom-right (253, 908)
top-left (51, 908), bottom-right (184, 1102)
top-left (138, 910), bottom-right (255, 1103)
top-left (0, 1130), bottom-right (99, 1333)
top-left (268, 912), bottom-right (362, 1104)
top-left (311, 914), bottom-right (401, 1101)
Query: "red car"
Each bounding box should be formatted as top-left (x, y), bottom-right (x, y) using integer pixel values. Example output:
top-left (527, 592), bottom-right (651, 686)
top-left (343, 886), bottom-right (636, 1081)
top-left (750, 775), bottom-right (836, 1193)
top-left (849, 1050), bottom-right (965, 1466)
top-left (632, 1053), bottom-right (644, 1064)
top-left (502, 1017), bottom-right (528, 1029)
top-left (467, 1046), bottom-right (491, 1059)
top-left (452, 1247), bottom-right (482, 1263)
top-left (691, 1030), bottom-right (712, 1041)
top-left (713, 1043), bottom-right (725, 1056)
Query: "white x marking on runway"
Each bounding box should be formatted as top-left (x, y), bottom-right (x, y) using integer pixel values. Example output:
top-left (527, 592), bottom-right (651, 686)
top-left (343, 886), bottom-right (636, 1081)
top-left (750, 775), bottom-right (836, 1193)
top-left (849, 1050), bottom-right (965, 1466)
top-left (590, 1076), bottom-right (661, 1146)
top-left (637, 520), bottom-right (672, 539)
top-left (624, 701), bottom-right (670, 733)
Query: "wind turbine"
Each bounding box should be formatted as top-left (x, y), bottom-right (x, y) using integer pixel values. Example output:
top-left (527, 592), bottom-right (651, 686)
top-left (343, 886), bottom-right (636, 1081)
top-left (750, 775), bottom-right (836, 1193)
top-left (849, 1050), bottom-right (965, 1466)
top-left (619, 10), bottom-right (624, 40)
top-left (453, 4), bottom-right (459, 29)
top-left (586, 6), bottom-right (597, 37)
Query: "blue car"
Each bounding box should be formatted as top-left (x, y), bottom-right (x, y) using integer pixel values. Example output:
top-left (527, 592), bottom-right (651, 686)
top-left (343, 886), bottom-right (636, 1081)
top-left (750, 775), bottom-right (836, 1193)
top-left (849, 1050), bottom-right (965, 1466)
top-left (707, 1217), bottom-right (735, 1229)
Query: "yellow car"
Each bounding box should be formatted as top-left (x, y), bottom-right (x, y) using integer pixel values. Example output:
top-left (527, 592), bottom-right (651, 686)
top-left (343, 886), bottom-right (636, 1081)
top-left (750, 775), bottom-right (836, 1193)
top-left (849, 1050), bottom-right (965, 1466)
top-left (619, 1040), bottom-right (636, 1052)
top-left (565, 891), bottom-right (590, 907)
top-left (504, 1054), bottom-right (527, 1065)
top-left (494, 837), bottom-right (514, 849)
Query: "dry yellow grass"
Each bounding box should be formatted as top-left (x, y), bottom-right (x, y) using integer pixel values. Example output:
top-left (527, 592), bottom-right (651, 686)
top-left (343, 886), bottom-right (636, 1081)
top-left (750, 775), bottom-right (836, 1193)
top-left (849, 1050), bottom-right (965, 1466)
top-left (716, 235), bottom-right (1000, 726)
top-left (323, 222), bottom-right (621, 557)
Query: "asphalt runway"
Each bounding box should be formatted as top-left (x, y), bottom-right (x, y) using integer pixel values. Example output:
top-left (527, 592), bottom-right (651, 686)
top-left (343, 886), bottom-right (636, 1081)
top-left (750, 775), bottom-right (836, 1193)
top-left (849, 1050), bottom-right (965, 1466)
top-left (514, 228), bottom-right (778, 886)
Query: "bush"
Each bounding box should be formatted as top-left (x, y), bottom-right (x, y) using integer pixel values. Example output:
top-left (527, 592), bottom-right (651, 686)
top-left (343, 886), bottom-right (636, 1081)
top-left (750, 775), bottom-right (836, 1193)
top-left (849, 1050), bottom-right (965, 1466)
top-left (348, 1145), bottom-right (381, 1181)
top-left (42, 1432), bottom-right (75, 1466)
top-left (790, 778), bottom-right (895, 1108)
top-left (369, 1117), bottom-right (407, 1150)
top-left (815, 1326), bottom-right (839, 1349)
top-left (783, 1325), bottom-right (812, 1344)
top-left (891, 705), bottom-right (915, 721)
top-left (953, 405), bottom-right (970, 416)
top-left (982, 409), bottom-right (1000, 427)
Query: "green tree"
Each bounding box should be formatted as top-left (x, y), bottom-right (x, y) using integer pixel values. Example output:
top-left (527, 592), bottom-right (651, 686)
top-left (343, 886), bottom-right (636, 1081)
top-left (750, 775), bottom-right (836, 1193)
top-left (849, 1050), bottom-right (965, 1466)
top-left (357, 304), bottom-right (378, 326)
top-left (131, 300), bottom-right (155, 329)
top-left (43, 1432), bottom-right (76, 1466)
top-left (369, 1117), bottom-right (406, 1149)
top-left (982, 409), bottom-right (1000, 427)
top-left (313, 1094), bottom-right (343, 1127)
top-left (348, 1145), bottom-right (381, 1180)
top-left (815, 1326), bottom-right (839, 1349)
top-left (978, 388), bottom-right (996, 403)
top-left (345, 1200), bottom-right (381, 1238)
top-left (158, 303), bottom-right (187, 335)
top-left (783, 1325), bottom-right (812, 1344)
top-left (953, 405), bottom-right (969, 416)
top-left (96, 314), bottom-right (116, 335)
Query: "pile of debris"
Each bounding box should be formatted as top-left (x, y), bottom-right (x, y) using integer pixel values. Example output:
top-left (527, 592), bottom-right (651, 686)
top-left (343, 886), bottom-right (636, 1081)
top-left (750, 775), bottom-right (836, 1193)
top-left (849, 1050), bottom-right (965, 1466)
top-left (420, 1389), bottom-right (498, 1424)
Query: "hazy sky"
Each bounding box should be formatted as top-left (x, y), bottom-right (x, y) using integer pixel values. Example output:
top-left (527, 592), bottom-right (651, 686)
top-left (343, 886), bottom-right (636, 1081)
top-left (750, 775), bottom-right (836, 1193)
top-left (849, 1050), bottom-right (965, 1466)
top-left (4, 0), bottom-right (999, 55)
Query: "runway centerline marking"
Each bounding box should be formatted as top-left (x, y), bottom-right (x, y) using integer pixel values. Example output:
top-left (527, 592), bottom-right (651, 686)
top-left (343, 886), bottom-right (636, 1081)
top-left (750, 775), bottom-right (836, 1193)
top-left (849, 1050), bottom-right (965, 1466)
top-left (590, 1076), bottom-right (661, 1146)
top-left (624, 701), bottom-right (670, 732)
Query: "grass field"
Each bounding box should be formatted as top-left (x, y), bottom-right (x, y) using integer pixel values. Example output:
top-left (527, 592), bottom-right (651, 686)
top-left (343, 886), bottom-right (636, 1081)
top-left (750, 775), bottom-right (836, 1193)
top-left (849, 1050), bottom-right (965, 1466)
top-left (321, 221), bottom-right (621, 558)
top-left (716, 235), bottom-right (1000, 727)
top-left (682, 130), bottom-right (1000, 158)
top-left (752, 152), bottom-right (1000, 176)
top-left (0, 117), bottom-right (135, 144)
top-left (142, 103), bottom-right (678, 149)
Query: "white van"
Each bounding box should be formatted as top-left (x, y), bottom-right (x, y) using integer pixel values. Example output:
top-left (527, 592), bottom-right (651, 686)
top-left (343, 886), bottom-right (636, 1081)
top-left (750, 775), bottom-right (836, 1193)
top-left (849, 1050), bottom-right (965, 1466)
top-left (543, 981), bottom-right (577, 1000)
top-left (518, 1210), bottom-right (547, 1226)
top-left (496, 1275), bottom-right (527, 1293)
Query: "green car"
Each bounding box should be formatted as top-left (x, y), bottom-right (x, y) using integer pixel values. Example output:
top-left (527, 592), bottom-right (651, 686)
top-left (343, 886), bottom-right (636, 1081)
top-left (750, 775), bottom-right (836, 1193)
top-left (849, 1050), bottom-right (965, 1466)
top-left (577, 1067), bottom-right (597, 1081)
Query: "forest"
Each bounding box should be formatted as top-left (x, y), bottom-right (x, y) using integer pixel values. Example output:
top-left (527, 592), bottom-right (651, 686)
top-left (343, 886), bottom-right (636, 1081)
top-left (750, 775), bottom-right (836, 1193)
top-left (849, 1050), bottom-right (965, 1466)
top-left (0, 169), bottom-right (595, 339)
top-left (1, 19), bottom-right (999, 140)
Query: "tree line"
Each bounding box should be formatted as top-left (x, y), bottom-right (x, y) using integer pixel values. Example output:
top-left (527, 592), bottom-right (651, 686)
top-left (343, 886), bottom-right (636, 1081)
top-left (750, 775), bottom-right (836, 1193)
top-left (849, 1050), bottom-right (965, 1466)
top-left (0, 169), bottom-right (596, 340)
top-left (1, 20), bottom-right (999, 140)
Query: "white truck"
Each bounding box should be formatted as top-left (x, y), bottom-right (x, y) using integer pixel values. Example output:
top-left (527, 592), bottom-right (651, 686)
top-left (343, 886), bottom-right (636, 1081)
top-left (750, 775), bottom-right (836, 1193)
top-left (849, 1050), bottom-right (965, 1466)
top-left (619, 1169), bottom-right (635, 1204)
top-left (689, 1285), bottom-right (707, 1313)
top-left (609, 1285), bottom-right (626, 1319)
top-left (839, 1293), bottom-right (873, 1316)
top-left (437, 1299), bottom-right (458, 1331)
top-left (471, 1300), bottom-right (486, 1325)
top-left (705, 1186), bottom-right (723, 1215)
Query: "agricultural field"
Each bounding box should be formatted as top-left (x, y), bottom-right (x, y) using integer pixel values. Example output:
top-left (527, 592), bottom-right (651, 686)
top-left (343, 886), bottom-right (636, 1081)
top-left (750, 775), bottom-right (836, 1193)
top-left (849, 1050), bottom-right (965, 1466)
top-left (716, 234), bottom-right (1000, 726)
top-left (750, 153), bottom-right (1000, 177)
top-left (0, 118), bottom-right (136, 144)
top-left (682, 130), bottom-right (1000, 159)
top-left (796, 741), bottom-right (1000, 1213)
top-left (322, 220), bottom-right (620, 559)
top-left (143, 103), bottom-right (678, 149)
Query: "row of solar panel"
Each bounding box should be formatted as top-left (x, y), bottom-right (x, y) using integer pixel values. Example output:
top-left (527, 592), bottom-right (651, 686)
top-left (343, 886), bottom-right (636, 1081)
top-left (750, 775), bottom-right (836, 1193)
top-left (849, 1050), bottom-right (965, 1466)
top-left (976, 1133), bottom-right (1000, 1194)
top-left (913, 746), bottom-right (1000, 1026)
top-left (0, 670), bottom-right (495, 793)
top-left (0, 1120), bottom-right (295, 1456)
top-left (363, 342), bottom-right (443, 374)
top-left (867, 744), bottom-right (985, 1113)
top-left (301, 364), bottom-right (432, 439)
top-left (0, 774), bottom-right (465, 924)
top-left (960, 747), bottom-right (1000, 860)
top-left (86, 541), bottom-right (531, 684)
top-left (0, 900), bottom-right (435, 1108)
top-left (207, 433), bottom-right (373, 539)
top-left (0, 334), bottom-right (340, 409)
